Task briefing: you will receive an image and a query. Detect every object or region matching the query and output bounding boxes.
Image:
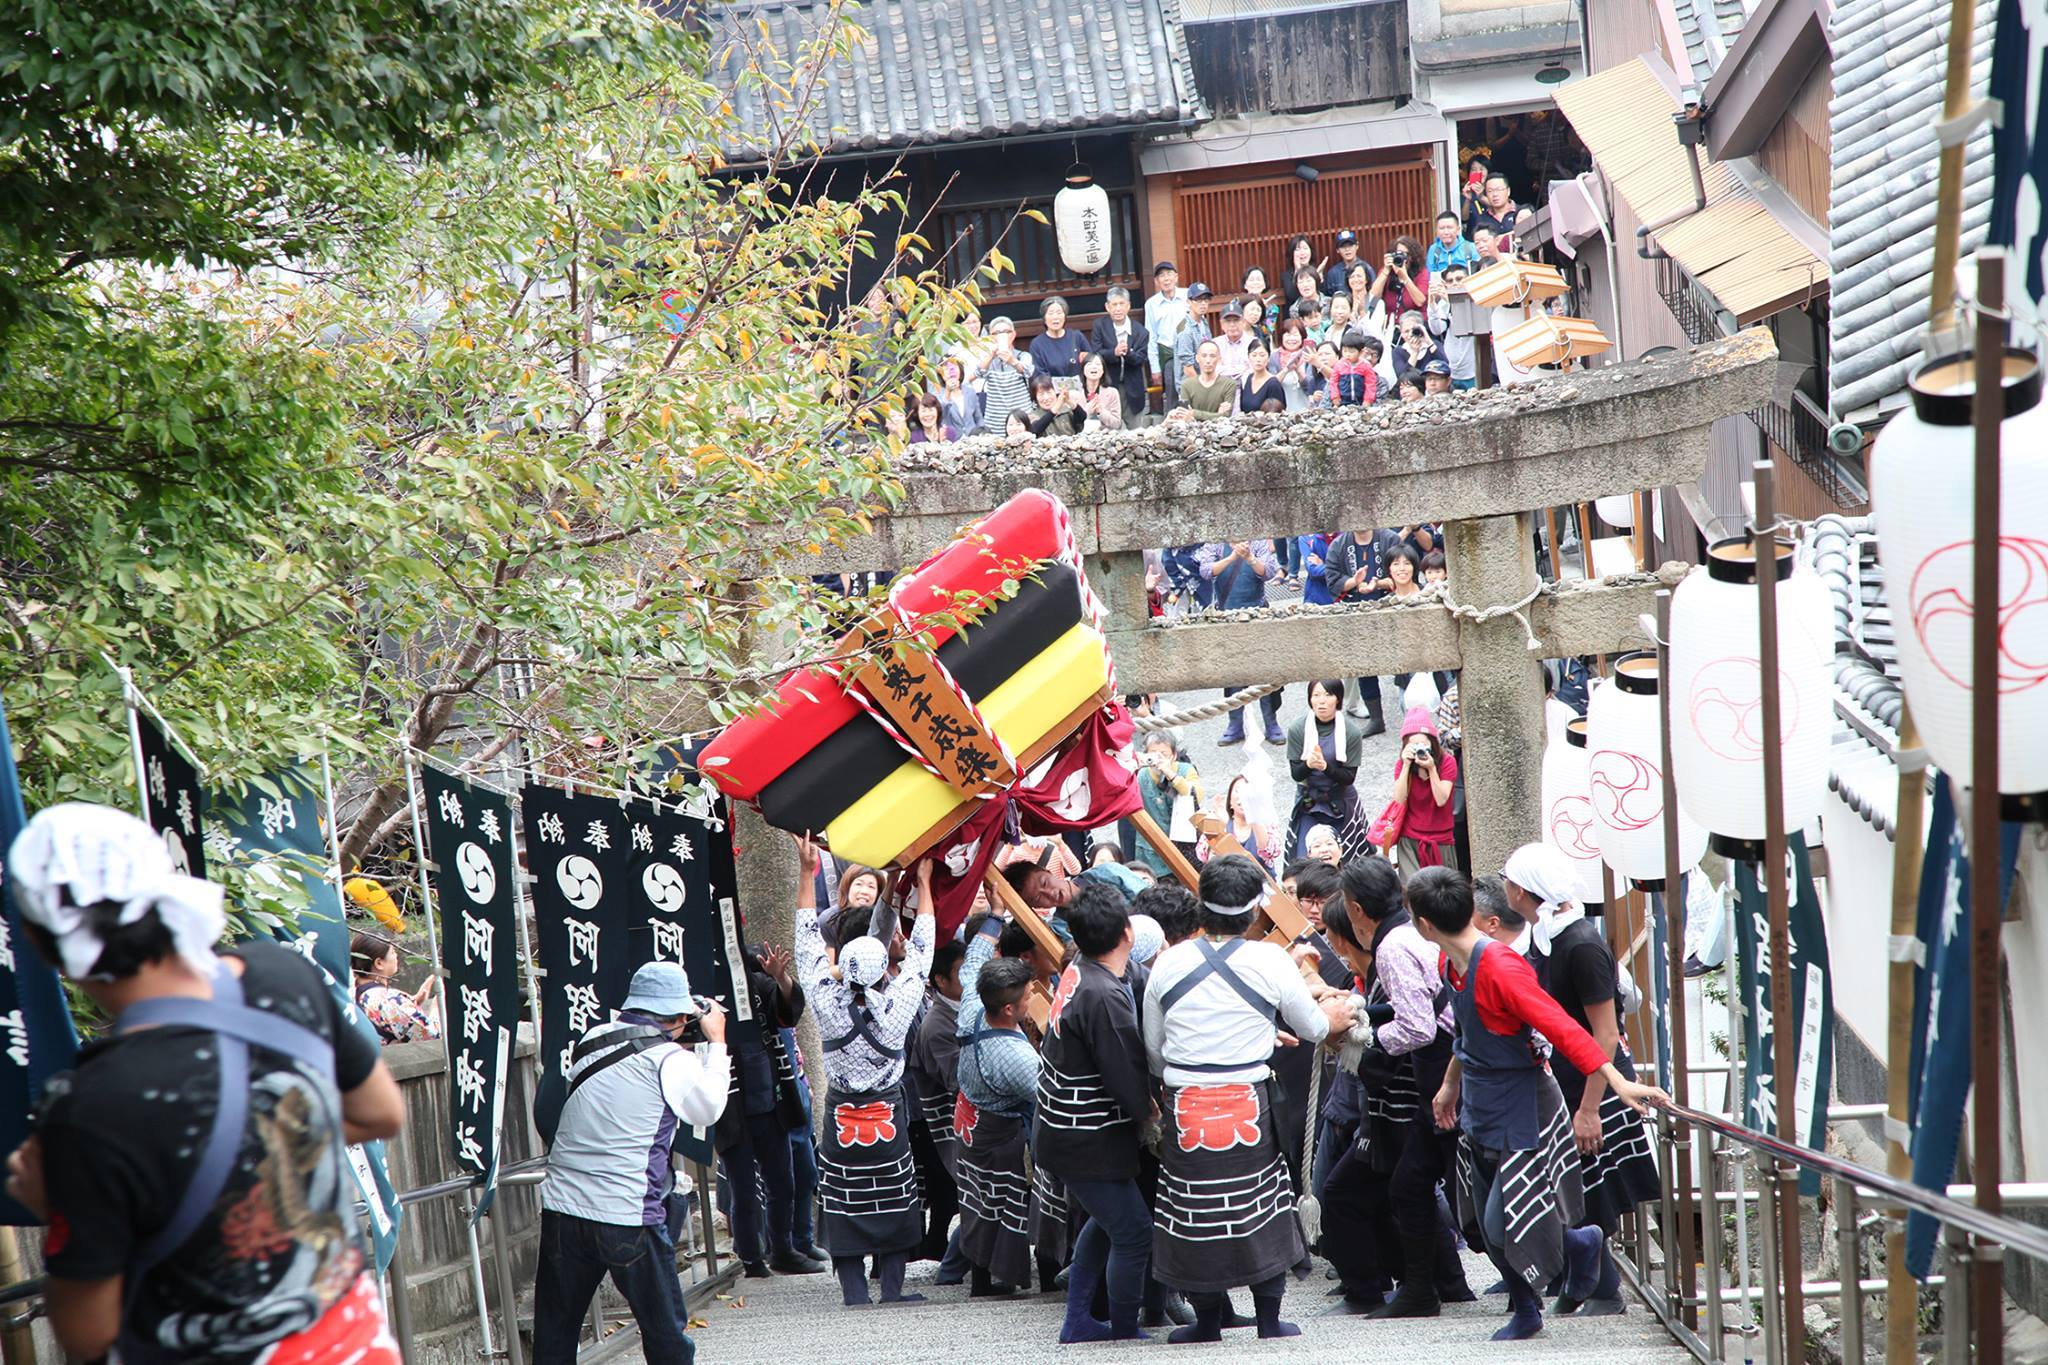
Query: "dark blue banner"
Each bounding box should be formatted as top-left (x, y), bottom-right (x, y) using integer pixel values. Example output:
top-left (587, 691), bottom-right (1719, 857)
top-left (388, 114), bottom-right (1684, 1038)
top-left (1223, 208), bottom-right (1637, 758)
top-left (212, 769), bottom-right (351, 985)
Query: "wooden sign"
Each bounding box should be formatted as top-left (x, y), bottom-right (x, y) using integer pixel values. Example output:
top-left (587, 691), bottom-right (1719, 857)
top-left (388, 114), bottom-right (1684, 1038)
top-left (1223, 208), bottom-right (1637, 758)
top-left (845, 622), bottom-right (1016, 797)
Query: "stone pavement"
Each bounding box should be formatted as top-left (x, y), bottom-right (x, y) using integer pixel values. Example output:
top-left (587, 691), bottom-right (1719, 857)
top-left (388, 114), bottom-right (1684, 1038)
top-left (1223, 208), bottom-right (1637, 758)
top-left (659, 1247), bottom-right (1694, 1364)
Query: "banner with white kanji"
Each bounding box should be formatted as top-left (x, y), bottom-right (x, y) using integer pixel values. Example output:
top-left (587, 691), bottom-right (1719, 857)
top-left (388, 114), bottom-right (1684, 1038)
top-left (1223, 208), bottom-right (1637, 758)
top-left (212, 769), bottom-right (351, 985)
top-left (135, 711), bottom-right (206, 879)
top-left (419, 765), bottom-right (521, 1198)
top-left (523, 786), bottom-right (640, 1089)
top-left (627, 789), bottom-right (757, 1050)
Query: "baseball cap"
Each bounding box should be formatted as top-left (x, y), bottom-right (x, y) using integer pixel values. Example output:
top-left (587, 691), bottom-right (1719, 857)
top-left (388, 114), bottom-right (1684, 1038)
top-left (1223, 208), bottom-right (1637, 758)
top-left (1153, 260), bottom-right (1177, 276)
top-left (1336, 229), bottom-right (1358, 246)
top-left (1220, 300), bottom-right (1245, 320)
top-left (1186, 282), bottom-right (1212, 301)
top-left (623, 961), bottom-right (701, 1017)
top-left (1423, 357), bottom-right (1452, 377)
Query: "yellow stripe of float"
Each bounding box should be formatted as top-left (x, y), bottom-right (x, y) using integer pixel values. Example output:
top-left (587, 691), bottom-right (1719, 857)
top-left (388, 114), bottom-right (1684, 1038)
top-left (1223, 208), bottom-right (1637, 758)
top-left (824, 624), bottom-right (1110, 867)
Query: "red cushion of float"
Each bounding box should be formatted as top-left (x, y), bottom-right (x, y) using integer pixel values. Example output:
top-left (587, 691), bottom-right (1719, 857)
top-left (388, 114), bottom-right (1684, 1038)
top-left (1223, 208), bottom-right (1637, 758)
top-left (698, 490), bottom-right (1073, 801)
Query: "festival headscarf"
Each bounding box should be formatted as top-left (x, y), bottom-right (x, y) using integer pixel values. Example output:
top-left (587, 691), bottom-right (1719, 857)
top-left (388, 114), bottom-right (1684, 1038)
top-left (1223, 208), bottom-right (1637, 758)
top-left (1502, 841), bottom-right (1586, 956)
top-left (1130, 914), bottom-right (1165, 966)
top-left (839, 936), bottom-right (890, 990)
top-left (6, 803), bottom-right (226, 981)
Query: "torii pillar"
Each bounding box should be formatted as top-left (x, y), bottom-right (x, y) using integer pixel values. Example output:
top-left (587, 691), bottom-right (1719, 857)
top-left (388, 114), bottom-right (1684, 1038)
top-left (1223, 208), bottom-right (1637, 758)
top-left (783, 328), bottom-right (1778, 881)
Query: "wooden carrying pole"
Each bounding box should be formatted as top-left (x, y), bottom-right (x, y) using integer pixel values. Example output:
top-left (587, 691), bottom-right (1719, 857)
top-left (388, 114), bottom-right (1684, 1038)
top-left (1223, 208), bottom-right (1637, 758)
top-left (1751, 460), bottom-right (1804, 1349)
top-left (1967, 251), bottom-right (2007, 1365)
top-left (1926, 0), bottom-right (1980, 331)
top-left (980, 868), bottom-right (1061, 1033)
top-left (1884, 707), bottom-right (1930, 1365)
top-left (1130, 807), bottom-right (1201, 893)
top-left (1654, 588), bottom-right (1700, 1327)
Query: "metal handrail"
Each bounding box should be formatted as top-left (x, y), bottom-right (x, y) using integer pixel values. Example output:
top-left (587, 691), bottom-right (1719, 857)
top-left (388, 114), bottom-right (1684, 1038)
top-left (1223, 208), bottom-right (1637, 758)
top-left (1663, 1100), bottom-right (2048, 1265)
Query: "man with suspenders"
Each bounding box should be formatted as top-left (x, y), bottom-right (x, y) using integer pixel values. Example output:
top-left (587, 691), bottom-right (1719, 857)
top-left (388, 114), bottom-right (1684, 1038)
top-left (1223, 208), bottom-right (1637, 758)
top-left (1141, 855), bottom-right (1355, 1342)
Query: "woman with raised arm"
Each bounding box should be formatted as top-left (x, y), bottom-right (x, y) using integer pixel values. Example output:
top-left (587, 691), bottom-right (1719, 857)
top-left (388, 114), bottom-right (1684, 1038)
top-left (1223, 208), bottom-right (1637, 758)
top-left (795, 837), bottom-right (936, 1307)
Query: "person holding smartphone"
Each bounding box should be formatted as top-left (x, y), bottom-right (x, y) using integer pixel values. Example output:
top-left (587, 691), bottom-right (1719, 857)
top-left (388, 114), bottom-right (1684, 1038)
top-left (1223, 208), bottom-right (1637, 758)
top-left (1390, 707), bottom-right (1460, 877)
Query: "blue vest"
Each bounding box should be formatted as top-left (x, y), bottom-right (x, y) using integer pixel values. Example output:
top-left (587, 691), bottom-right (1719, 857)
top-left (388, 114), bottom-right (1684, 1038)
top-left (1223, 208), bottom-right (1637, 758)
top-left (1450, 938), bottom-right (1544, 1151)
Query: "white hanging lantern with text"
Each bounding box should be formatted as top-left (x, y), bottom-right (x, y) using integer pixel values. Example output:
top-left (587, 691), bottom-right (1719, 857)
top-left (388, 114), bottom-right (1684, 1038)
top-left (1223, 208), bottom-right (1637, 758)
top-left (1586, 653), bottom-right (1708, 889)
top-left (1053, 166), bottom-right (1113, 277)
top-left (1669, 536), bottom-right (1835, 859)
top-left (1870, 347), bottom-right (2048, 815)
top-left (1541, 716), bottom-right (1606, 905)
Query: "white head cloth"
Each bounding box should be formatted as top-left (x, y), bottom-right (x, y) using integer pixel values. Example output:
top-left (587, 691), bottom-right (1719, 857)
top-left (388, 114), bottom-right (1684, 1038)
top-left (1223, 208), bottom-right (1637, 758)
top-left (1129, 914), bottom-right (1165, 965)
top-left (1203, 885), bottom-right (1270, 920)
top-left (1503, 841), bottom-right (1586, 956)
top-left (6, 803), bottom-right (225, 980)
top-left (840, 936), bottom-right (889, 989)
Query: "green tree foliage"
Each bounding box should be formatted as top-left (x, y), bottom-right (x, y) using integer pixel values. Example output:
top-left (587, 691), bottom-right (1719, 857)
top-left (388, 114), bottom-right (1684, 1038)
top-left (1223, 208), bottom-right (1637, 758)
top-left (2, 3), bottom-right (997, 880)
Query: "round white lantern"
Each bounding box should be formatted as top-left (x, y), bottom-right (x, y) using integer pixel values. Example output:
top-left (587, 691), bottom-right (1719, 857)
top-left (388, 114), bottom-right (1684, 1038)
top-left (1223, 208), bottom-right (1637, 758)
top-left (1669, 535), bottom-right (1835, 859)
top-left (1541, 717), bottom-right (1607, 905)
top-left (1053, 166), bottom-right (1113, 277)
top-left (1869, 347), bottom-right (2048, 815)
top-left (1595, 494), bottom-right (1635, 529)
top-left (1585, 652), bottom-right (1708, 889)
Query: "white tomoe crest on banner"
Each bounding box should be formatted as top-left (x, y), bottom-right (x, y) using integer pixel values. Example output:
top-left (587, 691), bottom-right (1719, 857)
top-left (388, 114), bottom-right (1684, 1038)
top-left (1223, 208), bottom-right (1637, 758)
top-left (1540, 717), bottom-right (1605, 904)
top-left (1669, 537), bottom-right (1835, 854)
top-left (1585, 654), bottom-right (1707, 887)
top-left (1869, 349), bottom-right (2048, 799)
top-left (1053, 167), bottom-right (1113, 276)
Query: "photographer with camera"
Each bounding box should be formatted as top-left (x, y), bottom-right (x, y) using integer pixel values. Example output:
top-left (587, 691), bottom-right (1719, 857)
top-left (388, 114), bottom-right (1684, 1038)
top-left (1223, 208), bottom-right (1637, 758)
top-left (5, 803), bottom-right (407, 1365)
top-left (536, 960), bottom-right (729, 1364)
top-left (1369, 236), bottom-right (1429, 316)
top-left (1389, 708), bottom-right (1461, 878)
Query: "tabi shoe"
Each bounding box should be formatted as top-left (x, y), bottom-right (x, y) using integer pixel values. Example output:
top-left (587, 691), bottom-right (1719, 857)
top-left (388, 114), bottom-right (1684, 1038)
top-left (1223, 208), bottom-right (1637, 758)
top-left (770, 1249), bottom-right (825, 1275)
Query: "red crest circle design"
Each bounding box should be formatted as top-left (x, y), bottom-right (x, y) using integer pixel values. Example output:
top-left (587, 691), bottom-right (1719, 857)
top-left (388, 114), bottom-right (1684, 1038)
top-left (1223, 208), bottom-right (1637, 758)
top-left (1175, 1083), bottom-right (1262, 1152)
top-left (1687, 656), bottom-right (1800, 761)
top-left (1908, 537), bottom-right (2048, 694)
top-left (1587, 749), bottom-right (1662, 832)
top-left (953, 1092), bottom-right (980, 1147)
top-left (1548, 795), bottom-right (1600, 859)
top-left (1047, 964), bottom-right (1080, 1035)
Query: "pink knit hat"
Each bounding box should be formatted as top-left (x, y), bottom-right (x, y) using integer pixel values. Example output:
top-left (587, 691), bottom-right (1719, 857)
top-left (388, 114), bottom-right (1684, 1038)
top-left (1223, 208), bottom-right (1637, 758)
top-left (1400, 705), bottom-right (1438, 739)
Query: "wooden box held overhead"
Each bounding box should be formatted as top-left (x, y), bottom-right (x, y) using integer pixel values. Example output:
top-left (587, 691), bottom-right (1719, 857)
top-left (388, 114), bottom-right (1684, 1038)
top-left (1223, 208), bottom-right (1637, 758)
top-left (1462, 258), bottom-right (1572, 309)
top-left (1496, 313), bottom-right (1615, 369)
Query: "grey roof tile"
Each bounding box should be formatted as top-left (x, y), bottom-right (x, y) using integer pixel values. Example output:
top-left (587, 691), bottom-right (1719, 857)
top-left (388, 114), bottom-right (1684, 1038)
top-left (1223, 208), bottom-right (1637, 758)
top-left (1828, 0), bottom-right (1997, 419)
top-left (712, 0), bottom-right (1203, 159)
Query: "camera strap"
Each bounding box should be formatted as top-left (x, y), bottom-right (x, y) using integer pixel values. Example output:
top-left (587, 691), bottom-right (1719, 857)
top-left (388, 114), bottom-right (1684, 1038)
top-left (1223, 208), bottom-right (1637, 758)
top-left (113, 958), bottom-right (335, 1357)
top-left (566, 1023), bottom-right (673, 1101)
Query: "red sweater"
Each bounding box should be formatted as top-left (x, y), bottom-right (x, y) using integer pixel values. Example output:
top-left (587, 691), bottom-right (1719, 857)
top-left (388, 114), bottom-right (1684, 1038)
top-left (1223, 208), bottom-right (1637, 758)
top-left (1445, 944), bottom-right (1610, 1077)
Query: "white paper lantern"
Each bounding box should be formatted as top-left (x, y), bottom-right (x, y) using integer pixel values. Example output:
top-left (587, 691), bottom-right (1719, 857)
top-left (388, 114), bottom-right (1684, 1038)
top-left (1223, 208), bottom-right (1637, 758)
top-left (1595, 494), bottom-right (1635, 529)
top-left (1669, 536), bottom-right (1835, 858)
top-left (1541, 717), bottom-right (1606, 904)
top-left (1585, 653), bottom-right (1708, 888)
top-left (1053, 167), bottom-right (1113, 277)
top-left (1870, 347), bottom-right (2048, 812)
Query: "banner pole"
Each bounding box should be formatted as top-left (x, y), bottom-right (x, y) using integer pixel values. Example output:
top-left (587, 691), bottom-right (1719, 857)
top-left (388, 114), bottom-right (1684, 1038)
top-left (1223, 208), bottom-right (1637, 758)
top-left (1884, 706), bottom-right (1929, 1365)
top-left (1751, 460), bottom-right (1803, 1349)
top-left (118, 667), bottom-right (149, 818)
top-left (504, 817), bottom-right (545, 1049)
top-left (1654, 587), bottom-right (1699, 1327)
top-left (402, 753), bottom-right (454, 1079)
top-left (1966, 250), bottom-right (2007, 1365)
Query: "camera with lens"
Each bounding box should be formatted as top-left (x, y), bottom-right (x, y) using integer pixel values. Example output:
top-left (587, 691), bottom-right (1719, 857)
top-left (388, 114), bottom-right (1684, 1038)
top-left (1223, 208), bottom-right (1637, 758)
top-left (1392, 249), bottom-right (1410, 269)
top-left (675, 995), bottom-right (719, 1044)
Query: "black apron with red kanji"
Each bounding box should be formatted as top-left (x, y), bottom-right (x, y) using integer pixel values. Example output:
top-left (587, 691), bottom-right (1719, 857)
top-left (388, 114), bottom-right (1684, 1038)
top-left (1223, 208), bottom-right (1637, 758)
top-left (817, 997), bottom-right (921, 1257)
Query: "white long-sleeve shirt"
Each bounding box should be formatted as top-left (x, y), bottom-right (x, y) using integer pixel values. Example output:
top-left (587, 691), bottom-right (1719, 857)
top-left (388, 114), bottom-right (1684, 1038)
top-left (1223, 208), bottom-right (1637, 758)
top-left (1142, 935), bottom-right (1329, 1087)
top-left (797, 903), bottom-right (934, 1092)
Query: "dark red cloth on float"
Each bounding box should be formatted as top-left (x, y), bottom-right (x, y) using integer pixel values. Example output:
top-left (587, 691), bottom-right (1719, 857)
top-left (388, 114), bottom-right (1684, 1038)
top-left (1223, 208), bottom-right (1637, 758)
top-left (1013, 704), bottom-right (1143, 836)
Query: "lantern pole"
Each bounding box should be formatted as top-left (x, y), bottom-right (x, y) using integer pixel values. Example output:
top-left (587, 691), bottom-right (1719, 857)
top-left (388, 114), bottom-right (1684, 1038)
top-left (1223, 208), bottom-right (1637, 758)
top-left (1751, 459), bottom-right (1803, 1349)
top-left (1967, 250), bottom-right (2007, 1365)
top-left (1654, 588), bottom-right (1699, 1327)
top-left (1884, 704), bottom-right (1929, 1365)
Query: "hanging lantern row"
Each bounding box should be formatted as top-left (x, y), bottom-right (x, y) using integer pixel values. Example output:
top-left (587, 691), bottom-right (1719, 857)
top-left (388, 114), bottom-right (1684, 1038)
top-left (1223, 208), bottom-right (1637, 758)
top-left (1668, 534), bottom-right (1834, 860)
top-left (1540, 716), bottom-right (1606, 905)
top-left (1869, 346), bottom-right (2048, 818)
top-left (1585, 652), bottom-right (1706, 889)
top-left (1053, 165), bottom-right (1113, 277)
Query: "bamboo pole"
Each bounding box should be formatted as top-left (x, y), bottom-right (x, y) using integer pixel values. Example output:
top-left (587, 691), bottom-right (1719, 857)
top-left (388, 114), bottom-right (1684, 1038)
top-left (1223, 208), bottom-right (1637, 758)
top-left (1654, 589), bottom-right (1700, 1327)
top-left (1967, 252), bottom-right (2006, 1365)
top-left (1885, 707), bottom-right (1929, 1365)
top-left (1752, 461), bottom-right (1804, 1351)
top-left (1925, 0), bottom-right (1981, 332)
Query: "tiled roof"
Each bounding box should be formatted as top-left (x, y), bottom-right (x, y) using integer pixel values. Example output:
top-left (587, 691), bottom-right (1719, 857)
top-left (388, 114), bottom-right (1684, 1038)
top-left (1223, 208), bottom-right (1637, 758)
top-left (1812, 513), bottom-right (1907, 840)
top-left (1669, 0), bottom-right (1730, 90)
top-left (1828, 0), bottom-right (1997, 421)
top-left (709, 0), bottom-right (1204, 160)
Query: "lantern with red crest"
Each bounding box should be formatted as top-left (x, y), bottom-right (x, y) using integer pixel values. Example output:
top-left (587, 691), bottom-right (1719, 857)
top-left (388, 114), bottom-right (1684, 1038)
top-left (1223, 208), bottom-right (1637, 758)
top-left (1668, 535), bottom-right (1835, 858)
top-left (1540, 717), bottom-right (1605, 904)
top-left (1585, 653), bottom-right (1707, 889)
top-left (1869, 347), bottom-right (2048, 816)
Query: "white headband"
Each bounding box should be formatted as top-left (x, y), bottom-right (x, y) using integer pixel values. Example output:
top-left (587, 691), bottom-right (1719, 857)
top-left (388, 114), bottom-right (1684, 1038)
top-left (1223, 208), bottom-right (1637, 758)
top-left (7, 803), bottom-right (225, 981)
top-left (1202, 886), bottom-right (1270, 919)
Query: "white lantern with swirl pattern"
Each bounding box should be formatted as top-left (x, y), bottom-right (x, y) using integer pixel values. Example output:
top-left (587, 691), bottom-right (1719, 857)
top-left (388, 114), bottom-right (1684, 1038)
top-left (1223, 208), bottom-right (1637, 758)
top-left (1540, 716), bottom-right (1606, 904)
top-left (1586, 653), bottom-right (1708, 889)
top-left (1869, 348), bottom-right (2048, 816)
top-left (1669, 536), bottom-right (1835, 859)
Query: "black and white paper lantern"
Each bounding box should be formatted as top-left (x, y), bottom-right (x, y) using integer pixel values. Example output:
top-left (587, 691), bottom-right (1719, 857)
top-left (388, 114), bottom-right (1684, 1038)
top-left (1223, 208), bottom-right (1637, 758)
top-left (1869, 347), bottom-right (2048, 814)
top-left (1669, 535), bottom-right (1834, 858)
top-left (1053, 166), bottom-right (1113, 277)
top-left (1586, 653), bottom-right (1707, 889)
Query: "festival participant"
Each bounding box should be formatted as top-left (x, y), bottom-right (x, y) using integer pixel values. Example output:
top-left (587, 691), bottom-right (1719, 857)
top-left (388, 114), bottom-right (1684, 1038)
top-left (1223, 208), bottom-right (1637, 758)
top-left (955, 950), bottom-right (1044, 1297)
top-left (1504, 844), bottom-right (1661, 1316)
top-left (1142, 856), bottom-right (1356, 1342)
top-left (909, 940), bottom-right (970, 1273)
top-left (1413, 867), bottom-right (1669, 1340)
top-left (1134, 882), bottom-right (1200, 950)
top-left (1284, 680), bottom-right (1364, 859)
top-left (1036, 884), bottom-right (1156, 1342)
top-left (1472, 874), bottom-right (1531, 953)
top-left (714, 943), bottom-right (815, 1277)
top-left (1320, 858), bottom-right (1472, 1317)
top-left (795, 838), bottom-right (935, 1307)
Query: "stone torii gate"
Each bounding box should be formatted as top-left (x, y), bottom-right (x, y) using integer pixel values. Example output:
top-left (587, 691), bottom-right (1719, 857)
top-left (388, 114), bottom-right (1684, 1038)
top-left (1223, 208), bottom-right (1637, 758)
top-left (736, 328), bottom-right (1777, 920)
